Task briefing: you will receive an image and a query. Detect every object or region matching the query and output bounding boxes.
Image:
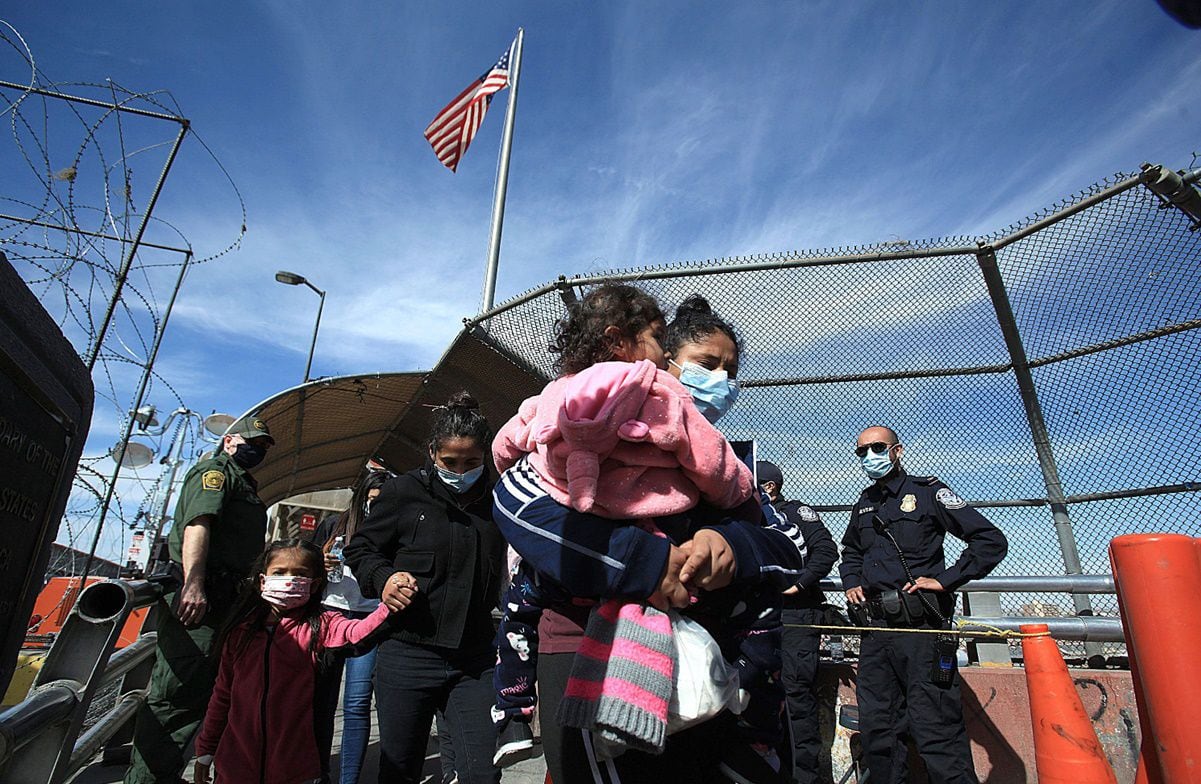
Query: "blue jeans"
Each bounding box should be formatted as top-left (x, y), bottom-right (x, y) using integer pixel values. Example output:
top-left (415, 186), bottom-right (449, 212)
top-left (340, 645), bottom-right (377, 783)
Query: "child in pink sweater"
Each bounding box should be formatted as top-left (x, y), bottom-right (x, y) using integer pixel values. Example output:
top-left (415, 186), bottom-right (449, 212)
top-left (192, 539), bottom-right (392, 784)
top-left (490, 284), bottom-right (776, 767)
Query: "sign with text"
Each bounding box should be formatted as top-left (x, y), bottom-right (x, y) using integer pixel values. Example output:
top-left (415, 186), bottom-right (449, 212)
top-left (0, 253), bottom-right (94, 693)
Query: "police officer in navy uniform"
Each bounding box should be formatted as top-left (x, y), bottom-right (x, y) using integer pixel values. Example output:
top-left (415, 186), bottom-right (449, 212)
top-left (840, 426), bottom-right (1006, 784)
top-left (125, 415), bottom-right (275, 783)
top-left (757, 461), bottom-right (838, 784)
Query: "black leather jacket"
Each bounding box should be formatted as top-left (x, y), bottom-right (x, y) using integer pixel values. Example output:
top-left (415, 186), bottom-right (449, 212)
top-left (344, 463), bottom-right (505, 651)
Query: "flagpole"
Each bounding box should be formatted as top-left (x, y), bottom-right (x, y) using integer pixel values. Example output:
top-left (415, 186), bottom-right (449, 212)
top-left (481, 28), bottom-right (523, 313)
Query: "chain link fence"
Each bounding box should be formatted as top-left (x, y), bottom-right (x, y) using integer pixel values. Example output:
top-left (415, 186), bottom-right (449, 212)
top-left (464, 161), bottom-right (1201, 658)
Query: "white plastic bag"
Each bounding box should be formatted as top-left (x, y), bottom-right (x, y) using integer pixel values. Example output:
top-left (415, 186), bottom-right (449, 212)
top-left (667, 611), bottom-right (746, 734)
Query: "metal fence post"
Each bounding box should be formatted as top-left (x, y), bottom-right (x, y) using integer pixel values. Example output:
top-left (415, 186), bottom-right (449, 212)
top-left (975, 246), bottom-right (1105, 664)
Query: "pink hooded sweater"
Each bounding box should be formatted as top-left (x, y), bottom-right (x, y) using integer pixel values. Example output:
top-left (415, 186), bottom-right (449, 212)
top-left (195, 603), bottom-right (391, 784)
top-left (493, 359), bottom-right (754, 518)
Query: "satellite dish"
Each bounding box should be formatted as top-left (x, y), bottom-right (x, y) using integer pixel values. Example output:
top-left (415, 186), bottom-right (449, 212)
top-left (203, 413), bottom-right (236, 437)
top-left (110, 441), bottom-right (154, 469)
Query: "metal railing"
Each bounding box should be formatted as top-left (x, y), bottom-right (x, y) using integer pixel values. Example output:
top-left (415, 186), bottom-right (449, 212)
top-left (817, 573), bottom-right (1123, 645)
top-left (0, 578), bottom-right (167, 784)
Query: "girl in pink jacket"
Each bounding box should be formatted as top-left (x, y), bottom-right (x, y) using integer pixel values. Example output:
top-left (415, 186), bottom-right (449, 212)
top-left (192, 539), bottom-right (393, 784)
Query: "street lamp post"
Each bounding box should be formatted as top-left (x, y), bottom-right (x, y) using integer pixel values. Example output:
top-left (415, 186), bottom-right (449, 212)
top-left (275, 270), bottom-right (326, 383)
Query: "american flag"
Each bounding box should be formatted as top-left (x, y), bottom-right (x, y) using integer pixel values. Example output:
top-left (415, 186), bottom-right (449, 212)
top-left (424, 45), bottom-right (512, 172)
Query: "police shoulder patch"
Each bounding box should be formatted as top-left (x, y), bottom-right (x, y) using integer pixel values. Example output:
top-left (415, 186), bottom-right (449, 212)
top-left (201, 470), bottom-right (226, 492)
top-left (935, 487), bottom-right (966, 509)
top-left (798, 505), bottom-right (819, 522)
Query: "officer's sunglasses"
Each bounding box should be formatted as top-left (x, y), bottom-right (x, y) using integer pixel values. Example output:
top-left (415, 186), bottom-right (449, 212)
top-left (855, 441), bottom-right (896, 458)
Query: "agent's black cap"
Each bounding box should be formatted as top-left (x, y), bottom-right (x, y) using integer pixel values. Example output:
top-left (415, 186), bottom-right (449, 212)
top-left (755, 460), bottom-right (784, 490)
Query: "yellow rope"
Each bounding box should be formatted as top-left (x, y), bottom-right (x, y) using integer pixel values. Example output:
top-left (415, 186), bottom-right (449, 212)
top-left (783, 622), bottom-right (1052, 639)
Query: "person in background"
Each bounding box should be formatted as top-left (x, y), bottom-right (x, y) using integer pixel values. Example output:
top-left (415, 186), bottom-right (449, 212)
top-left (840, 425), bottom-right (1007, 784)
top-left (125, 416), bottom-right (275, 784)
top-left (344, 392), bottom-right (506, 784)
top-left (191, 539), bottom-right (393, 784)
top-left (312, 469), bottom-right (391, 784)
top-left (756, 460), bottom-right (838, 784)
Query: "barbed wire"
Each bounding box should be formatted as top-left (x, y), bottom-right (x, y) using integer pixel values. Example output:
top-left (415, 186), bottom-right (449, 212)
top-left (1, 21), bottom-right (245, 574)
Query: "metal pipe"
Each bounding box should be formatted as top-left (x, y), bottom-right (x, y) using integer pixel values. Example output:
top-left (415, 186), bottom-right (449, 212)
top-left (1064, 482), bottom-right (1201, 503)
top-left (975, 247), bottom-right (1093, 618)
top-left (1029, 318), bottom-right (1201, 367)
top-left (97, 634), bottom-right (157, 689)
top-left (0, 80), bottom-right (189, 124)
top-left (1142, 162), bottom-right (1201, 226)
top-left (0, 213), bottom-right (192, 255)
top-left (80, 249), bottom-right (192, 581)
top-left (958, 615), bottom-right (1124, 643)
top-left (301, 282), bottom-right (326, 383)
top-left (467, 243), bottom-right (979, 327)
top-left (67, 690), bottom-right (146, 775)
top-left (84, 120), bottom-right (189, 371)
top-left (741, 362), bottom-right (1013, 388)
top-left (989, 172), bottom-right (1146, 251)
top-left (818, 574), bottom-right (1114, 594)
top-left (0, 684), bottom-right (78, 762)
top-left (481, 28), bottom-right (524, 313)
top-left (811, 497), bottom-right (1050, 513)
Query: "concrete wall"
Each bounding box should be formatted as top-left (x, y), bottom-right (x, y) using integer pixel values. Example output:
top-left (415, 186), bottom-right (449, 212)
top-left (817, 665), bottom-right (1139, 784)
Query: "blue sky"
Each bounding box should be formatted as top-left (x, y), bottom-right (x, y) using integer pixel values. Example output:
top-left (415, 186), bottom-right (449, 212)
top-left (3, 2), bottom-right (1200, 563)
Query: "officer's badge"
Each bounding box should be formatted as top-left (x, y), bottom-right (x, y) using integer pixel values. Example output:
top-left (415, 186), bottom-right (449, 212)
top-left (253, 419), bottom-right (267, 432)
top-left (201, 470), bottom-right (225, 491)
top-left (799, 506), bottom-right (819, 522)
top-left (900, 494), bottom-right (917, 513)
top-left (936, 487), bottom-right (966, 509)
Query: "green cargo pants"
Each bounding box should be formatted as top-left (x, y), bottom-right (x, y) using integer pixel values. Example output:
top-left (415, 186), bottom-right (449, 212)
top-left (123, 595), bottom-right (223, 784)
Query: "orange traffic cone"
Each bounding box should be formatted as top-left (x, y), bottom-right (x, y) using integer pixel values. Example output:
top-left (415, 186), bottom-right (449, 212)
top-left (1021, 623), bottom-right (1117, 784)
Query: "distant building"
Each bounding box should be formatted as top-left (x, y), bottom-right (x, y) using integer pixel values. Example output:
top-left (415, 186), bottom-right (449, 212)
top-left (44, 544), bottom-right (122, 580)
top-left (1019, 600), bottom-right (1065, 617)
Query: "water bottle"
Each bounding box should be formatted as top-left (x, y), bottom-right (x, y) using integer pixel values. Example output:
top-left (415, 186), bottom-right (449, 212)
top-left (829, 635), bottom-right (845, 662)
top-left (328, 536), bottom-right (345, 583)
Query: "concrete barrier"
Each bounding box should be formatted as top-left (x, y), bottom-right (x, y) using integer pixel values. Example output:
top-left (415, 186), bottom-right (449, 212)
top-left (815, 664), bottom-right (1139, 784)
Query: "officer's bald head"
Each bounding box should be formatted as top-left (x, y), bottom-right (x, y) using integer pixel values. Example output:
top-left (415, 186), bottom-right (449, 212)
top-left (857, 425), bottom-right (900, 446)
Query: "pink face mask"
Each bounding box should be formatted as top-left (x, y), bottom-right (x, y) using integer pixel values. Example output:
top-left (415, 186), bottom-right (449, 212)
top-left (260, 575), bottom-right (313, 610)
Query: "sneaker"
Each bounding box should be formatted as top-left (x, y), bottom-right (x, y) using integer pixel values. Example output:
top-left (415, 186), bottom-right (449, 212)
top-left (493, 719), bottom-right (538, 768)
top-left (718, 742), bottom-right (782, 784)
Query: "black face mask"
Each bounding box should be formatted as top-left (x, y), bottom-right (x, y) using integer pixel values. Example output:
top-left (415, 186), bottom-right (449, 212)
top-left (232, 441), bottom-right (268, 470)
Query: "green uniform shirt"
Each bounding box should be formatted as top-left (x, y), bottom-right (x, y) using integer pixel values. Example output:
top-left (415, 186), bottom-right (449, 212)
top-left (167, 452), bottom-right (267, 577)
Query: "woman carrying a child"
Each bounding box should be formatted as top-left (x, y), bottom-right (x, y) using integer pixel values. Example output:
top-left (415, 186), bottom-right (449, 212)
top-left (491, 285), bottom-right (807, 784)
top-left (344, 393), bottom-right (507, 784)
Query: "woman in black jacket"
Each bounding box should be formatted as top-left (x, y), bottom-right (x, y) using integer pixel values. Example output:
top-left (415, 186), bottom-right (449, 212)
top-left (344, 391), bottom-right (506, 784)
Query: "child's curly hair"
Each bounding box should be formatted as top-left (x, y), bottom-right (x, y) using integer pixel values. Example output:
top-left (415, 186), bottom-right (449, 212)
top-left (549, 283), bottom-right (665, 376)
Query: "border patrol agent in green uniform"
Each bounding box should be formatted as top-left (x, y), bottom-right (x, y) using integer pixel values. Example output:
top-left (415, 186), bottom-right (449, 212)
top-left (125, 416), bottom-right (275, 783)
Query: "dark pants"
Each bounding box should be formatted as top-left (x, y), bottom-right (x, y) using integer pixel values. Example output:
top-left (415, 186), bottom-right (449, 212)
top-left (538, 649), bottom-right (740, 784)
top-left (373, 639), bottom-right (500, 784)
top-left (856, 629), bottom-right (977, 784)
top-left (124, 596), bottom-right (221, 784)
top-left (782, 607), bottom-right (822, 784)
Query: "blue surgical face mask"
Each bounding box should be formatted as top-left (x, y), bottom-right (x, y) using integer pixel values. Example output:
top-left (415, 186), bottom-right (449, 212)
top-left (671, 360), bottom-right (741, 424)
top-left (435, 463), bottom-right (485, 493)
top-left (859, 445), bottom-right (896, 480)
